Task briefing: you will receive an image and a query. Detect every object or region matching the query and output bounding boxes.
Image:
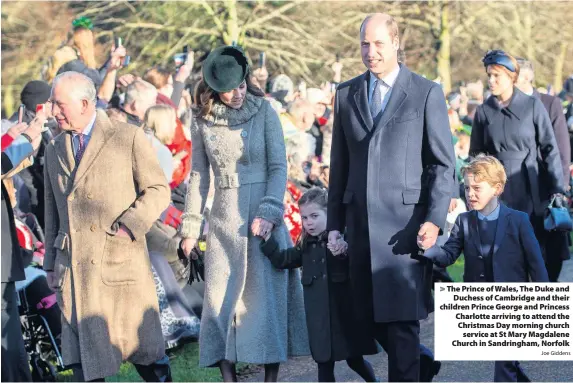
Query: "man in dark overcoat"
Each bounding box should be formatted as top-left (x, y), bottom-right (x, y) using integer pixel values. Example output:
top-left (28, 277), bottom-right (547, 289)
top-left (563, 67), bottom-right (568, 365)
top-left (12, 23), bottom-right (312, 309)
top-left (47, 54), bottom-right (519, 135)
top-left (327, 13), bottom-right (455, 382)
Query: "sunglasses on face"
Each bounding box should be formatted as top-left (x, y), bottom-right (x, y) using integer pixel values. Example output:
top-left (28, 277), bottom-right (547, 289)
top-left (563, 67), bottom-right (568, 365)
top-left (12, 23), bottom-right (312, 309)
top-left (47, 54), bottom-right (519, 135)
top-left (482, 50), bottom-right (516, 73)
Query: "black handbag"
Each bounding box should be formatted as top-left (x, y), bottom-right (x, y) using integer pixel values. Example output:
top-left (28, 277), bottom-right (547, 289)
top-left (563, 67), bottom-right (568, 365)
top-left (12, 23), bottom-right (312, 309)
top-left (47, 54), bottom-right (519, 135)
top-left (543, 195), bottom-right (573, 232)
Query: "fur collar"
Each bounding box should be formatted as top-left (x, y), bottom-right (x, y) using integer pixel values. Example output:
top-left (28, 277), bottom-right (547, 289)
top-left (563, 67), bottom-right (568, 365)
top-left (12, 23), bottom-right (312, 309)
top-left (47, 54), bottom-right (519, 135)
top-left (203, 93), bottom-right (263, 126)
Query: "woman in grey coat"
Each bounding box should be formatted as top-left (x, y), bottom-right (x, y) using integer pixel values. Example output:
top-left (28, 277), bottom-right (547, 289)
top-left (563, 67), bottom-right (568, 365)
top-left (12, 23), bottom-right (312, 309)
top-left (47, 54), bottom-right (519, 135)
top-left (470, 50), bottom-right (565, 281)
top-left (179, 46), bottom-right (309, 381)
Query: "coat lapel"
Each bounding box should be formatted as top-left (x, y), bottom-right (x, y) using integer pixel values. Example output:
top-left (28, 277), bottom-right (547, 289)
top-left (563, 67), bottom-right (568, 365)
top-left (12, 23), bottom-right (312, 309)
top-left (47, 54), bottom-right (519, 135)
top-left (352, 72), bottom-right (374, 131)
top-left (491, 204), bottom-right (510, 259)
top-left (505, 88), bottom-right (527, 120)
top-left (372, 64), bottom-right (409, 134)
top-left (468, 211), bottom-right (483, 256)
top-left (54, 132), bottom-right (75, 177)
top-left (69, 110), bottom-right (117, 195)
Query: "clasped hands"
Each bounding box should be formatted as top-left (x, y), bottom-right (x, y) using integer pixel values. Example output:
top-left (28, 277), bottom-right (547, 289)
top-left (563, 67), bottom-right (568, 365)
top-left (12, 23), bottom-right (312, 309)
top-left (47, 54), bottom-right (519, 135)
top-left (326, 231), bottom-right (349, 257)
top-left (416, 222), bottom-right (440, 251)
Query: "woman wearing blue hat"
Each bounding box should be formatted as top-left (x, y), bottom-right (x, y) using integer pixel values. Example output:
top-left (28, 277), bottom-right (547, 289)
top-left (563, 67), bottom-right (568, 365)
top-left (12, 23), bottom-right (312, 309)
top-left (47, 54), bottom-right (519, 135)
top-left (470, 50), bottom-right (566, 382)
top-left (179, 46), bottom-right (309, 381)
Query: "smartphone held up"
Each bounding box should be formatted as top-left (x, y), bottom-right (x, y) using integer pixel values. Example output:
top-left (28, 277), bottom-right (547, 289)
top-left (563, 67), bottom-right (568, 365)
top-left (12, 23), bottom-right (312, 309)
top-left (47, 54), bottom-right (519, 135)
top-left (174, 45), bottom-right (193, 69)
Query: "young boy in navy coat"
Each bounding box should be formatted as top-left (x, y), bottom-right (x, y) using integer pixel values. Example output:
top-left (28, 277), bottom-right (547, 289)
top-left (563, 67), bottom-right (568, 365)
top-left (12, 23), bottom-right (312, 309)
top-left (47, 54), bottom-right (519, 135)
top-left (420, 155), bottom-right (549, 382)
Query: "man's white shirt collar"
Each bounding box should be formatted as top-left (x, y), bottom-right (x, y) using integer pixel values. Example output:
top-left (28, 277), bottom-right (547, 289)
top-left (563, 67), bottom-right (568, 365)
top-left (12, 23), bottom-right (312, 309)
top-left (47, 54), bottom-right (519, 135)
top-left (370, 65), bottom-right (401, 89)
top-left (73, 113), bottom-right (97, 138)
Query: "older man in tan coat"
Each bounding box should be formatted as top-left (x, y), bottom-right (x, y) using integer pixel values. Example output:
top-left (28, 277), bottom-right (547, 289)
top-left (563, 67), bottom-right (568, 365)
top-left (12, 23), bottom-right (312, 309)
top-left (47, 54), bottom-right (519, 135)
top-left (43, 72), bottom-right (172, 381)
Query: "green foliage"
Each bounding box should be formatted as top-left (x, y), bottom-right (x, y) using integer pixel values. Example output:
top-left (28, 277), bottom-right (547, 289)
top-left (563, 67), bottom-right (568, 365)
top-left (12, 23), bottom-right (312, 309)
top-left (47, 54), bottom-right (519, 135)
top-left (447, 255), bottom-right (465, 283)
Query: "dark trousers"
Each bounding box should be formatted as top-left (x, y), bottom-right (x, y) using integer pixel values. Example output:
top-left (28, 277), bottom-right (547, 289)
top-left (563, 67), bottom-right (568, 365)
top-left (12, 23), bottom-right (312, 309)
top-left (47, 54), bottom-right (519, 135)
top-left (531, 216), bottom-right (567, 282)
top-left (544, 231), bottom-right (568, 282)
top-left (1, 282), bottom-right (32, 382)
top-left (71, 355), bottom-right (172, 382)
top-left (494, 361), bottom-right (530, 382)
top-left (374, 320), bottom-right (420, 382)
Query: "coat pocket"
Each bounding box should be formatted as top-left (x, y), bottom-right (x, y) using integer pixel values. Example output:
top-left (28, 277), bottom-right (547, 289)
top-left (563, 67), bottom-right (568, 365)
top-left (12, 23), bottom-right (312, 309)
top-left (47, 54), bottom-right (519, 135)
top-left (342, 190), bottom-right (354, 204)
top-left (53, 232), bottom-right (69, 291)
top-left (101, 234), bottom-right (138, 286)
top-left (394, 110), bottom-right (420, 123)
top-left (402, 189), bottom-right (428, 205)
top-left (301, 273), bottom-right (315, 286)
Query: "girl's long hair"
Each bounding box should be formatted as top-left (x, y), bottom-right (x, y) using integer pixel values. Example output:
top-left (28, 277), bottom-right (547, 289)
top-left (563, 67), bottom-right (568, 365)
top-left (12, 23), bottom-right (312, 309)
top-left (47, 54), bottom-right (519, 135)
top-left (295, 187), bottom-right (328, 248)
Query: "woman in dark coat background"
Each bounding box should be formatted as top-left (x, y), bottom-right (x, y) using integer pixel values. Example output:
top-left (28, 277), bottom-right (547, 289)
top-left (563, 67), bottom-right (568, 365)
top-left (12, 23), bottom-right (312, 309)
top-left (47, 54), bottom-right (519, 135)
top-left (470, 50), bottom-right (565, 280)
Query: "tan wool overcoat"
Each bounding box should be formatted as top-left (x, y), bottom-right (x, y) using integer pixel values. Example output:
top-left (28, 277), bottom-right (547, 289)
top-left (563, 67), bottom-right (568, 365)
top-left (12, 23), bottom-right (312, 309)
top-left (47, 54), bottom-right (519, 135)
top-left (43, 110), bottom-right (170, 381)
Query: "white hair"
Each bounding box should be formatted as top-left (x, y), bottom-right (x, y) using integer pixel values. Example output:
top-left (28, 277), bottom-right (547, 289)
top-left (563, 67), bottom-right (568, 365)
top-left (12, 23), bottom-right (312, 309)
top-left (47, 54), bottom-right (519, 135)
top-left (52, 71), bottom-right (97, 104)
top-left (125, 80), bottom-right (158, 106)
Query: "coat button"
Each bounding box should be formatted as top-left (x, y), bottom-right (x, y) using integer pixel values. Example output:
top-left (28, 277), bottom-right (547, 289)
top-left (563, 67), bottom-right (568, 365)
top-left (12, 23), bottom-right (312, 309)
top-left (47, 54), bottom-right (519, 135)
top-left (87, 193), bottom-right (94, 199)
top-left (213, 149), bottom-right (220, 155)
top-left (478, 256), bottom-right (483, 259)
top-left (321, 258), bottom-right (325, 263)
top-left (220, 163), bottom-right (226, 168)
top-left (90, 225), bottom-right (97, 232)
top-left (241, 130), bottom-right (248, 138)
top-left (312, 244), bottom-right (316, 248)
top-left (322, 274), bottom-right (327, 279)
top-left (210, 135), bottom-right (216, 141)
top-left (480, 273), bottom-right (485, 278)
top-left (91, 259), bottom-right (96, 265)
top-left (76, 261), bottom-right (80, 266)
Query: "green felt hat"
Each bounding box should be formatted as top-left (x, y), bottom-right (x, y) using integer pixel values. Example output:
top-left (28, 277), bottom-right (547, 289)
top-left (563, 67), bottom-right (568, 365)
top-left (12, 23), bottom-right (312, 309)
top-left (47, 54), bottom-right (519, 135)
top-left (202, 45), bottom-right (249, 93)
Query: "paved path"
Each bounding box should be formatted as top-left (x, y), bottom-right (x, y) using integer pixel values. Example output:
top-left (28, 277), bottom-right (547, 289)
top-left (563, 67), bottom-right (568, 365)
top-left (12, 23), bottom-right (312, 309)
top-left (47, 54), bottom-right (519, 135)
top-left (244, 260), bottom-right (573, 382)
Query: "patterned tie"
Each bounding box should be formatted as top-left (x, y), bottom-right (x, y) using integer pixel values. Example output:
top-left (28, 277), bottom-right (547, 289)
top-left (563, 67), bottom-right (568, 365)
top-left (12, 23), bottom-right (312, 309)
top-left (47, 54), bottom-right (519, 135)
top-left (75, 133), bottom-right (86, 164)
top-left (370, 80), bottom-right (383, 119)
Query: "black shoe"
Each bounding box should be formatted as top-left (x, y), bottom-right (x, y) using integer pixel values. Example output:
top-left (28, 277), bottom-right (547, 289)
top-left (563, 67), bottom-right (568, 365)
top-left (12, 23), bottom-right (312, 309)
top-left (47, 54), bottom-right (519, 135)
top-left (430, 361), bottom-right (441, 382)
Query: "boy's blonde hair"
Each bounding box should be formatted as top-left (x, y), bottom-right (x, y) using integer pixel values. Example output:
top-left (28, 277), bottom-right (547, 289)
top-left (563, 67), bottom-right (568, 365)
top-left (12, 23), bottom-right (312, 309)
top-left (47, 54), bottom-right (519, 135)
top-left (461, 154), bottom-right (507, 190)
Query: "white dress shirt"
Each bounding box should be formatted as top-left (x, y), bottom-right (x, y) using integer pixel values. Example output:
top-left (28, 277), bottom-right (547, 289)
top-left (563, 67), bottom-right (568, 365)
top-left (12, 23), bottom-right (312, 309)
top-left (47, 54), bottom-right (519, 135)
top-left (368, 65), bottom-right (401, 115)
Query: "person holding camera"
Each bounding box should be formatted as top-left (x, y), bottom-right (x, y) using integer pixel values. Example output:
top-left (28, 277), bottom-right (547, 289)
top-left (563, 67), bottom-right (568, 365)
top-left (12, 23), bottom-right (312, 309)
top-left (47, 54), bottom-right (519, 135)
top-left (2, 112), bottom-right (47, 382)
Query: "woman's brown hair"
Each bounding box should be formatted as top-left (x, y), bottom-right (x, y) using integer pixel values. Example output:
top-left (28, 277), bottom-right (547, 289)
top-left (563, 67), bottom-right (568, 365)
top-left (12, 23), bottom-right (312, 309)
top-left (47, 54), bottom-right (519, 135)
top-left (72, 27), bottom-right (97, 69)
top-left (196, 69), bottom-right (265, 117)
top-left (143, 67), bottom-right (172, 90)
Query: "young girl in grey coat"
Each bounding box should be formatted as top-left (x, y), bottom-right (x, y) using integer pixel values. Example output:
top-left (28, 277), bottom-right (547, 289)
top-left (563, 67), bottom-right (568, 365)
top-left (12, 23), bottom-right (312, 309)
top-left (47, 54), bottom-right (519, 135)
top-left (259, 188), bottom-right (379, 382)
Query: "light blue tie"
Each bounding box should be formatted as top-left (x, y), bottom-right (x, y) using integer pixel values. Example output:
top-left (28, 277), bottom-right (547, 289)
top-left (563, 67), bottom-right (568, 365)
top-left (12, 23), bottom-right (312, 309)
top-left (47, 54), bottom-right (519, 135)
top-left (370, 80), bottom-right (383, 119)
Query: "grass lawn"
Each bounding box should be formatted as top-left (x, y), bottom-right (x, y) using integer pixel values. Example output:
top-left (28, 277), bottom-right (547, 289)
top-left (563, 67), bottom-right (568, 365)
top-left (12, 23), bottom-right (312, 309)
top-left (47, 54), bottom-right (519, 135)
top-left (446, 255), bottom-right (465, 282)
top-left (57, 342), bottom-right (223, 382)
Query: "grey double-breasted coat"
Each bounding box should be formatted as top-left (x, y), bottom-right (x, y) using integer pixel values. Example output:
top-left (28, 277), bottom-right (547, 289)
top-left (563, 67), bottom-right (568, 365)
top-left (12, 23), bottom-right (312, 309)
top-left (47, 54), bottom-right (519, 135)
top-left (180, 93), bottom-right (309, 367)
